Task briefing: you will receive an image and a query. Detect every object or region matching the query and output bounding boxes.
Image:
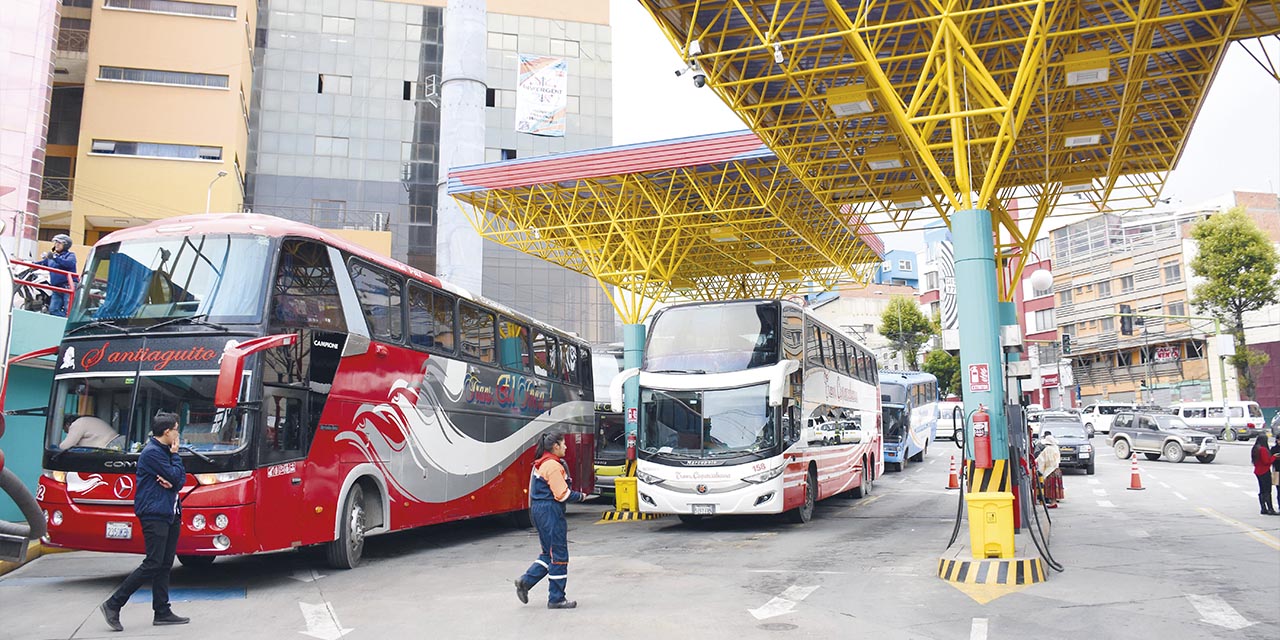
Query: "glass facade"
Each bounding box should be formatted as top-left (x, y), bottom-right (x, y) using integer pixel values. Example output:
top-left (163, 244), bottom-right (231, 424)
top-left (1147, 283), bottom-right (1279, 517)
top-left (247, 0), bottom-right (618, 343)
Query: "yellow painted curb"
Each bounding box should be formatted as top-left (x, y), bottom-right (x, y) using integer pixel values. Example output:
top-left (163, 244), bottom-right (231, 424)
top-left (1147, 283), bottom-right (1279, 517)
top-left (595, 510), bottom-right (666, 523)
top-left (936, 555), bottom-right (1045, 585)
top-left (0, 540), bottom-right (66, 578)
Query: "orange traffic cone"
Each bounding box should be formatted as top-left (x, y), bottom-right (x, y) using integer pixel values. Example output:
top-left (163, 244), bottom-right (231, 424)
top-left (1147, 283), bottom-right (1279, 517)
top-left (945, 455), bottom-right (960, 490)
top-left (1127, 453), bottom-right (1145, 491)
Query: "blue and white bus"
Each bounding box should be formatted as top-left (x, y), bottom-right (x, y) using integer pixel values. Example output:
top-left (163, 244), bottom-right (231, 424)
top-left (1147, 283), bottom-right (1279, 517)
top-left (879, 370), bottom-right (938, 471)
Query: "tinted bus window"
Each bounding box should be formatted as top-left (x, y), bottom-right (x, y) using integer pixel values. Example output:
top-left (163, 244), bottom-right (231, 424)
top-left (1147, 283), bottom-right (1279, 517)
top-left (559, 341), bottom-right (578, 384)
top-left (498, 317), bottom-right (531, 372)
top-left (349, 260), bottom-right (403, 342)
top-left (805, 323), bottom-right (823, 366)
top-left (271, 240), bottom-right (346, 331)
top-left (460, 302), bottom-right (495, 363)
top-left (532, 331), bottom-right (552, 377)
top-left (407, 283), bottom-right (455, 353)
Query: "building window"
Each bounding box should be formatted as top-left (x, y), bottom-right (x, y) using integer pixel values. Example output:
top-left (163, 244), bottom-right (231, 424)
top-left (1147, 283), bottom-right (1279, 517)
top-left (104, 0), bottom-right (236, 19)
top-left (897, 259), bottom-right (913, 272)
top-left (1167, 300), bottom-right (1186, 317)
top-left (1120, 275), bottom-right (1134, 293)
top-left (1033, 308), bottom-right (1056, 332)
top-left (1163, 261), bottom-right (1182, 284)
top-left (1097, 280), bottom-right (1111, 298)
top-left (318, 74), bottom-right (351, 95)
top-left (1059, 289), bottom-right (1073, 305)
top-left (99, 66), bottom-right (229, 89)
top-left (485, 88), bottom-right (496, 107)
top-left (501, 148), bottom-right (517, 160)
top-left (1062, 323), bottom-right (1076, 337)
top-left (925, 272), bottom-right (938, 290)
top-left (314, 136), bottom-right (349, 157)
top-left (1101, 317), bottom-right (1114, 332)
top-left (90, 139), bottom-right (221, 161)
top-left (1116, 351), bottom-right (1132, 367)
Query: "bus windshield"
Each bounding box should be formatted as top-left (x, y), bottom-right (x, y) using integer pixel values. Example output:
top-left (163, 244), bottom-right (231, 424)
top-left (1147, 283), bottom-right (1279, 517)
top-left (645, 302), bottom-right (778, 373)
top-left (68, 234), bottom-right (272, 328)
top-left (47, 374), bottom-right (249, 454)
top-left (639, 384), bottom-right (776, 458)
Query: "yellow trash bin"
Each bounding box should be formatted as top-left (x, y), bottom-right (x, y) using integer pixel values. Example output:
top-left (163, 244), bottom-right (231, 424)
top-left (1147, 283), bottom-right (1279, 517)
top-left (964, 491), bottom-right (1015, 559)
top-left (613, 476), bottom-right (639, 512)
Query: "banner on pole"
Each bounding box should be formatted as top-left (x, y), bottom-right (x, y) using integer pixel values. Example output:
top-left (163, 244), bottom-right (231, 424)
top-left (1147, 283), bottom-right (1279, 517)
top-left (515, 54), bottom-right (567, 137)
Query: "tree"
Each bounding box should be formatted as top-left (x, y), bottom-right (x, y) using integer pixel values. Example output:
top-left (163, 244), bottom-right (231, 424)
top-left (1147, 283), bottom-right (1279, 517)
top-left (923, 349), bottom-right (961, 397)
top-left (877, 296), bottom-right (935, 370)
top-left (1189, 206), bottom-right (1279, 401)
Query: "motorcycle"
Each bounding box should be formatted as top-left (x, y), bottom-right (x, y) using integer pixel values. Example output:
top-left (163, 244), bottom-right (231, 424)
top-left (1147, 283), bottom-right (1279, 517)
top-left (10, 266), bottom-right (49, 314)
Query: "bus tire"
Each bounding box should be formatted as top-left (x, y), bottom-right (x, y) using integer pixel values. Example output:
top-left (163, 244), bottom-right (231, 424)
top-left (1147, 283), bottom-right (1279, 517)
top-left (851, 458), bottom-right (873, 498)
top-left (177, 555), bottom-right (215, 568)
top-left (911, 440), bottom-right (927, 463)
top-left (787, 468), bottom-right (816, 524)
top-left (507, 508), bottom-right (532, 529)
top-left (326, 483), bottom-right (366, 570)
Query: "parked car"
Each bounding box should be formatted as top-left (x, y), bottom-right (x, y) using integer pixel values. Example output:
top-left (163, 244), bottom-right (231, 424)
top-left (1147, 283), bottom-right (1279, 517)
top-left (1081, 402), bottom-right (1138, 435)
top-left (1108, 411), bottom-right (1218, 463)
top-left (1271, 411), bottom-right (1280, 439)
top-left (1038, 413), bottom-right (1095, 474)
top-left (1168, 401), bottom-right (1266, 442)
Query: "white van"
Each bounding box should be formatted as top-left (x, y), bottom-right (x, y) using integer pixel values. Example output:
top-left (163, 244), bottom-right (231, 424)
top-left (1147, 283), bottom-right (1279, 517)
top-left (1168, 401), bottom-right (1266, 441)
top-left (1081, 402), bottom-right (1138, 435)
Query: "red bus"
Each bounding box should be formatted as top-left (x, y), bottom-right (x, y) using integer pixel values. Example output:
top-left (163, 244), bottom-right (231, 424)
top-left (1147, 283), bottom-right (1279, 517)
top-left (33, 213), bottom-right (595, 568)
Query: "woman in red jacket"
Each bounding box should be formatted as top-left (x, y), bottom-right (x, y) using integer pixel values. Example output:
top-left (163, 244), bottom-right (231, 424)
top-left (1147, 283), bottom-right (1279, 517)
top-left (1251, 434), bottom-right (1277, 516)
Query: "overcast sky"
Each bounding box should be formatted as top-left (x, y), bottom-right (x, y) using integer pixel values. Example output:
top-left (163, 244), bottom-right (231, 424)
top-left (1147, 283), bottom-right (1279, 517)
top-left (609, 0), bottom-right (1280, 254)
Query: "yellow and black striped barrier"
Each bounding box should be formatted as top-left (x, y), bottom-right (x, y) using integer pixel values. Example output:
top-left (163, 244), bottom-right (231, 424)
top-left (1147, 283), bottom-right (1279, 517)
top-left (964, 459), bottom-right (1011, 493)
top-left (596, 510), bottom-right (665, 522)
top-left (937, 556), bottom-right (1045, 585)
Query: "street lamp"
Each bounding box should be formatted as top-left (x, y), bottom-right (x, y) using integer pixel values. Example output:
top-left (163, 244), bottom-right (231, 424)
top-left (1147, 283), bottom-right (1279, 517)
top-left (205, 170), bottom-right (228, 214)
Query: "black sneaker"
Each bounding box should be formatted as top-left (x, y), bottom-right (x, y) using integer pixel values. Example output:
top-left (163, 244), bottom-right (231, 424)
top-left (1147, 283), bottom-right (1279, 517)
top-left (547, 600), bottom-right (577, 609)
top-left (514, 579), bottom-right (529, 605)
top-left (153, 611), bottom-right (190, 625)
top-left (100, 602), bottom-right (123, 632)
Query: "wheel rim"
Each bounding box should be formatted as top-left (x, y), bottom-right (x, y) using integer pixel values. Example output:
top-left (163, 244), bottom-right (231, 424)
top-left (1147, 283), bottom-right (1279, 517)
top-left (803, 472), bottom-right (815, 518)
top-left (1115, 441), bottom-right (1129, 459)
top-left (864, 459), bottom-right (873, 494)
top-left (348, 501), bottom-right (366, 557)
top-left (1221, 429), bottom-right (1236, 442)
top-left (1165, 444), bottom-right (1181, 460)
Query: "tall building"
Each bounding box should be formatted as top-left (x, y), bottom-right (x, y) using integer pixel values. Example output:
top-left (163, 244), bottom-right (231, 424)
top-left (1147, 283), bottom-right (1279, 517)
top-left (245, 0), bottom-right (617, 342)
top-left (3, 0), bottom-right (61, 259)
top-left (1011, 237), bottom-right (1069, 409)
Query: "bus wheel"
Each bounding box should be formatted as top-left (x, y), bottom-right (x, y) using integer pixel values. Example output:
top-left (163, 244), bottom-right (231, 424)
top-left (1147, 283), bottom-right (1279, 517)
top-left (507, 508), bottom-right (532, 529)
top-left (326, 483), bottom-right (366, 570)
top-left (787, 468), bottom-right (816, 524)
top-left (177, 555), bottom-right (215, 568)
top-left (851, 458), bottom-right (873, 498)
top-left (911, 440), bottom-right (927, 463)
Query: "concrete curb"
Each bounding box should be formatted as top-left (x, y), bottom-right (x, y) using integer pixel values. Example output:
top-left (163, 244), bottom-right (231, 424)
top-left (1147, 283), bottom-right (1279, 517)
top-left (936, 554), bottom-right (1046, 585)
top-left (0, 541), bottom-right (69, 578)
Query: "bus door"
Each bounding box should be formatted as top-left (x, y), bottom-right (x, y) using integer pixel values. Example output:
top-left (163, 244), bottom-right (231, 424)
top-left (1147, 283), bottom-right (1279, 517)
top-left (255, 385), bottom-right (308, 550)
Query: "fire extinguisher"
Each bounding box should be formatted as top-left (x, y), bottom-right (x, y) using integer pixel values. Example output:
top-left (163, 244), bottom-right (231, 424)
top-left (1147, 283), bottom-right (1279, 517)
top-left (972, 404), bottom-right (993, 469)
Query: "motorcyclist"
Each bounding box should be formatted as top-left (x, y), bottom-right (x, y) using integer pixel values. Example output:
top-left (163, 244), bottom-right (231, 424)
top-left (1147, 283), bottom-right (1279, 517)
top-left (36, 233), bottom-right (76, 317)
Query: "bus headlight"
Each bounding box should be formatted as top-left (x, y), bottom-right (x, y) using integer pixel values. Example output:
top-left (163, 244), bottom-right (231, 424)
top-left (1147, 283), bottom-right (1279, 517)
top-left (214, 514), bottom-right (229, 530)
top-left (42, 470), bottom-right (67, 483)
top-left (51, 510), bottom-right (63, 526)
top-left (195, 471), bottom-right (252, 486)
top-left (743, 465), bottom-right (785, 484)
top-left (635, 470), bottom-right (664, 485)
top-left (191, 514), bottom-right (206, 531)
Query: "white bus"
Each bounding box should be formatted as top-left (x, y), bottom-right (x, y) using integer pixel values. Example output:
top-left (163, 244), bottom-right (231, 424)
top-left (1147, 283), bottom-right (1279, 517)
top-left (611, 299), bottom-right (882, 524)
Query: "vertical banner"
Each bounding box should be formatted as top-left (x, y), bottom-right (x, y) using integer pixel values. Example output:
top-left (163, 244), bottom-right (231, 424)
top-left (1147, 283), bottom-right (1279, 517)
top-left (515, 54), bottom-right (567, 137)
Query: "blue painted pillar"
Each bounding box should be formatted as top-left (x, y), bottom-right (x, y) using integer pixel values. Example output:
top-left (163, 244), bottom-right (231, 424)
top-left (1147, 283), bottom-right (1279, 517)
top-left (953, 208), bottom-right (1007, 460)
top-left (622, 323), bottom-right (645, 461)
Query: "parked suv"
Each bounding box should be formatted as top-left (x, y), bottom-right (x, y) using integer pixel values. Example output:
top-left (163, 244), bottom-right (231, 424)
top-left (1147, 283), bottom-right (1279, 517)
top-left (1168, 401), bottom-right (1266, 442)
top-left (1108, 411), bottom-right (1218, 464)
top-left (1038, 412), bottom-right (1095, 475)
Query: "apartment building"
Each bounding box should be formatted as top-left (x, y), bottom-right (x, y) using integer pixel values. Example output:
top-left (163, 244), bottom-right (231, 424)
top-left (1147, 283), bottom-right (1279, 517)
top-left (874, 249), bottom-right (919, 288)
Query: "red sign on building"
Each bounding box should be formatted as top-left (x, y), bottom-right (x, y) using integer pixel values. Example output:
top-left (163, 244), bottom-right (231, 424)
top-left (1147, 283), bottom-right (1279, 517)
top-left (1042, 373), bottom-right (1060, 388)
top-left (968, 363), bottom-right (991, 392)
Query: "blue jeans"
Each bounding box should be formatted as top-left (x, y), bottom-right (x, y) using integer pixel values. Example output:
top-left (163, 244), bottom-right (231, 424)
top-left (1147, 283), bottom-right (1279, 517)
top-left (48, 291), bottom-right (68, 317)
top-left (519, 500), bottom-right (569, 603)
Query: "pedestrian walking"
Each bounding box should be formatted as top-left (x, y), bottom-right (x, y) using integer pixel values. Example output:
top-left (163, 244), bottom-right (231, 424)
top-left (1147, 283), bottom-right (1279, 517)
top-left (1037, 432), bottom-right (1063, 508)
top-left (100, 414), bottom-right (191, 631)
top-left (1251, 433), bottom-right (1277, 516)
top-left (514, 431), bottom-right (587, 610)
top-left (35, 234), bottom-right (76, 317)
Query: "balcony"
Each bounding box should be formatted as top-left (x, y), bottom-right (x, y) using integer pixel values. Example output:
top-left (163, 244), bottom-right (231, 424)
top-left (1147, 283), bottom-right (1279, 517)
top-left (56, 29), bottom-right (89, 53)
top-left (41, 176), bottom-right (73, 201)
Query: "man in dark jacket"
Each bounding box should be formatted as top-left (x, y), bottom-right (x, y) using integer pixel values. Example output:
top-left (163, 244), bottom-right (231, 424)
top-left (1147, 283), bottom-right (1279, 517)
top-left (100, 414), bottom-right (191, 631)
top-left (36, 233), bottom-right (76, 317)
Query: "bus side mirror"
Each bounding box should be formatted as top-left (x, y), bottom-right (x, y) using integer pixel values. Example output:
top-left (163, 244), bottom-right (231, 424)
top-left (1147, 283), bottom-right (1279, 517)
top-left (215, 333), bottom-right (300, 408)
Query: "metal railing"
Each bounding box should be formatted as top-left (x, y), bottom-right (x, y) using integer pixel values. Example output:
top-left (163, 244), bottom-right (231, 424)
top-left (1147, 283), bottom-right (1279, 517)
top-left (239, 204), bottom-right (390, 232)
top-left (57, 28), bottom-right (89, 53)
top-left (41, 176), bottom-right (73, 201)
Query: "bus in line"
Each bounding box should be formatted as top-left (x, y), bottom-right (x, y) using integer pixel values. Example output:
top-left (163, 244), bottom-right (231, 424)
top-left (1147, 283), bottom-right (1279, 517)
top-left (879, 370), bottom-right (938, 471)
top-left (611, 299), bottom-right (881, 523)
top-left (34, 213), bottom-right (594, 569)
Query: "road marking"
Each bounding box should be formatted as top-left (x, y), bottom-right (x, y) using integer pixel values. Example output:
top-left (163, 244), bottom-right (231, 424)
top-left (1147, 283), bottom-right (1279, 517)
top-left (1242, 491), bottom-right (1255, 499)
top-left (1158, 482), bottom-right (1171, 488)
top-left (290, 569), bottom-right (326, 583)
top-left (299, 601), bottom-right (353, 640)
top-left (748, 585), bottom-right (819, 620)
top-left (1087, 479), bottom-right (1100, 485)
top-left (1173, 492), bottom-right (1187, 500)
top-left (1186, 594), bottom-right (1254, 631)
top-left (1198, 507), bottom-right (1280, 551)
top-left (1092, 489), bottom-right (1107, 496)
top-left (1096, 500), bottom-right (1115, 508)
top-left (1203, 473), bottom-right (1220, 480)
top-left (1127, 528), bottom-right (1150, 538)
top-left (749, 570), bottom-right (846, 575)
top-left (1222, 482), bottom-right (1241, 488)
top-left (970, 617), bottom-right (989, 640)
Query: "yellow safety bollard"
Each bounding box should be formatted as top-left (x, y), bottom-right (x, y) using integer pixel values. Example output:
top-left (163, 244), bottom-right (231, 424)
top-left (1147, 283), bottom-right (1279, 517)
top-left (613, 476), bottom-right (639, 512)
top-left (964, 491), bottom-right (1015, 559)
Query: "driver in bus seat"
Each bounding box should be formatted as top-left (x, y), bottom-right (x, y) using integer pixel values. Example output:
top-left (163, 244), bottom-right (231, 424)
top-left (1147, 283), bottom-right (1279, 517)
top-left (58, 415), bottom-right (123, 450)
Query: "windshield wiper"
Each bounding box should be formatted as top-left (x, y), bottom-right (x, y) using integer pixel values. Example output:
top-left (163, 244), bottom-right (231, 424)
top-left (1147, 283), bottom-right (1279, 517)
top-left (650, 369), bottom-right (707, 374)
top-left (143, 314), bottom-right (227, 333)
top-left (180, 445), bottom-right (214, 463)
top-left (66, 319), bottom-right (135, 336)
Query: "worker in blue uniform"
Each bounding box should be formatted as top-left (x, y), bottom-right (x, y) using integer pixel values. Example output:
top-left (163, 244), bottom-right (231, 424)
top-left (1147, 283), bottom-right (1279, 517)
top-left (514, 431), bottom-right (587, 609)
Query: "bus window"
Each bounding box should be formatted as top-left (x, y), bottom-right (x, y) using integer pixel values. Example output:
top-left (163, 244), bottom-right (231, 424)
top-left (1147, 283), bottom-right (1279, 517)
top-left (271, 240), bottom-right (346, 331)
top-left (498, 317), bottom-right (531, 372)
top-left (532, 331), bottom-right (551, 377)
top-left (546, 336), bottom-right (563, 380)
top-left (459, 302), bottom-right (495, 363)
top-left (576, 343), bottom-right (592, 390)
top-left (349, 260), bottom-right (404, 343)
top-left (559, 341), bottom-right (577, 383)
top-left (805, 323), bottom-right (823, 366)
top-left (261, 388), bottom-right (307, 464)
top-left (408, 283), bottom-right (456, 353)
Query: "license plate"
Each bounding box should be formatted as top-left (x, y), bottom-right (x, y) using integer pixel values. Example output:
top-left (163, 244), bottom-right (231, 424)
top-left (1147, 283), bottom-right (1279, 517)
top-left (105, 522), bottom-right (132, 540)
top-left (1079, 451), bottom-right (1091, 458)
top-left (691, 504), bottom-right (716, 516)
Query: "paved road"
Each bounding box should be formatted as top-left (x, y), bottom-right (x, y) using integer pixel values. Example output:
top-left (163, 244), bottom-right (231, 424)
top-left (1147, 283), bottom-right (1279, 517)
top-left (2, 440), bottom-right (1277, 639)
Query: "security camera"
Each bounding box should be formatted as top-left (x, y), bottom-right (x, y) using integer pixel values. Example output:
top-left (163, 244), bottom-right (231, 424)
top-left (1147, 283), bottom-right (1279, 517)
top-left (693, 73), bottom-right (706, 88)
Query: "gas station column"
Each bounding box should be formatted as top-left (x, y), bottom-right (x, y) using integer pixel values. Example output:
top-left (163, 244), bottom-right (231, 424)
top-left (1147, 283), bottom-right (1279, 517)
top-left (622, 323), bottom-right (645, 464)
top-left (953, 208), bottom-right (1008, 463)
